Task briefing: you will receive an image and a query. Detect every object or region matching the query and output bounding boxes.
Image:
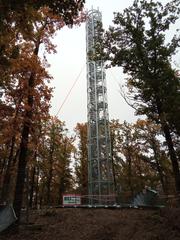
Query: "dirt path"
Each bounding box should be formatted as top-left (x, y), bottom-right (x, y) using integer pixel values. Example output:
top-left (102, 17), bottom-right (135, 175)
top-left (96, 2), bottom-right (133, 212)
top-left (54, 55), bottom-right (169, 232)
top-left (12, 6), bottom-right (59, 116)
top-left (1, 208), bottom-right (180, 240)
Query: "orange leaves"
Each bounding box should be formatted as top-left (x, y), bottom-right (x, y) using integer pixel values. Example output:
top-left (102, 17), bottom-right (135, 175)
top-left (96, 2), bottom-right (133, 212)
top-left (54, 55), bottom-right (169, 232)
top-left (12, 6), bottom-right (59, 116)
top-left (136, 119), bottom-right (146, 127)
top-left (1, 1), bottom-right (86, 164)
top-left (135, 119), bottom-right (161, 133)
top-left (72, 10), bottom-right (87, 26)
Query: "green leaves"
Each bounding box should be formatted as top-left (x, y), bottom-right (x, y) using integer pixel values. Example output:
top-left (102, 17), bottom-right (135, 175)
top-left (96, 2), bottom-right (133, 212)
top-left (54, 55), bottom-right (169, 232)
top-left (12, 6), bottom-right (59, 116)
top-left (100, 0), bottom-right (180, 134)
top-left (96, 0), bottom-right (180, 193)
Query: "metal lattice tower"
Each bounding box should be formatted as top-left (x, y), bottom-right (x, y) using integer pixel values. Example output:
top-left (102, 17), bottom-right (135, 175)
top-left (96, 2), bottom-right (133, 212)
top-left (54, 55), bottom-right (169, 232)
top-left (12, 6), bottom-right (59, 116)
top-left (86, 9), bottom-right (116, 205)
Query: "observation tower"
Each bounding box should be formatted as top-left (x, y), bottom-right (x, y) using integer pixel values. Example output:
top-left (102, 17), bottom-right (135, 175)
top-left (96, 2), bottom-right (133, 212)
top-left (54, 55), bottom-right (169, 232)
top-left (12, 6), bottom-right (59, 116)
top-left (86, 9), bottom-right (116, 205)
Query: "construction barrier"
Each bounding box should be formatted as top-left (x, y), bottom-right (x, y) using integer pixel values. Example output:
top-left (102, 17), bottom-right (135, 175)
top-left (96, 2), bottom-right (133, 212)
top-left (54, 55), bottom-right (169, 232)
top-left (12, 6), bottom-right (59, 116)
top-left (0, 205), bottom-right (17, 233)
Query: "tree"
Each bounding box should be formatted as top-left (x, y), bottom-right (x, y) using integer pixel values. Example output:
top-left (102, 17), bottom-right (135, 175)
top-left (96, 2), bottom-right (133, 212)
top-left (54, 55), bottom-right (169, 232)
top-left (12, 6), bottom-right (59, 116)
top-left (37, 117), bottom-right (74, 206)
top-left (74, 123), bottom-right (88, 199)
top-left (110, 120), bottom-right (159, 200)
top-left (110, 119), bottom-right (175, 203)
top-left (0, 0), bottom-right (85, 87)
top-left (0, 1), bottom-right (85, 220)
top-left (55, 135), bottom-right (74, 205)
top-left (0, 4), bottom-right (85, 221)
top-left (0, 1), bottom-right (85, 25)
top-left (97, 0), bottom-right (180, 194)
top-left (134, 119), bottom-right (174, 194)
top-left (12, 8), bottom-right (59, 220)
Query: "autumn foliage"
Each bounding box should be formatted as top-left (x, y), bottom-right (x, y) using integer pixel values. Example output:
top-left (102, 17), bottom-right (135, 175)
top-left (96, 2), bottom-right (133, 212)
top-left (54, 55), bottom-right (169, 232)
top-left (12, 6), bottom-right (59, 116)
top-left (0, 1), bottom-right (85, 221)
top-left (0, 0), bottom-right (179, 227)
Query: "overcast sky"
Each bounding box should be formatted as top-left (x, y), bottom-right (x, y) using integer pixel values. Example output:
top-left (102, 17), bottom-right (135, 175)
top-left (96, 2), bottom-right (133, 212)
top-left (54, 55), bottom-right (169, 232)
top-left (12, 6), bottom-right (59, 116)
top-left (47, 0), bottom-right (173, 133)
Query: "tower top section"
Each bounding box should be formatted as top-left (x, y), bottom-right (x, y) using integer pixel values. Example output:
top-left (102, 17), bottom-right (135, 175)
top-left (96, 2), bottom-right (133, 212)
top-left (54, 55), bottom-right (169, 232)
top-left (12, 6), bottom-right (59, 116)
top-left (87, 8), bottom-right (101, 18)
top-left (86, 8), bottom-right (102, 58)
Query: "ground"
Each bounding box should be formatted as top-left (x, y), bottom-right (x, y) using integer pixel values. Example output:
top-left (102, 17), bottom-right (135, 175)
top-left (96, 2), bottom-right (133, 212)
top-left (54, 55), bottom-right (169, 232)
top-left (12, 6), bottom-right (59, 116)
top-left (1, 207), bottom-right (180, 240)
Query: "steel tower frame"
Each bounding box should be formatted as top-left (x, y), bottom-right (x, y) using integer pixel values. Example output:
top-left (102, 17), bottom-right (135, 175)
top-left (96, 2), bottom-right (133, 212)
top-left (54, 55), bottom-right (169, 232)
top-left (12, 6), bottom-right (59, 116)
top-left (86, 9), bottom-right (115, 205)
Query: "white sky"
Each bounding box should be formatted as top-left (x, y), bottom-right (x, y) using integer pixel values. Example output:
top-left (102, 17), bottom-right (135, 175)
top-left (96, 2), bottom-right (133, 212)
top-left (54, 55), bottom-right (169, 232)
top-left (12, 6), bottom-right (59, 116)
top-left (47, 0), bottom-right (173, 133)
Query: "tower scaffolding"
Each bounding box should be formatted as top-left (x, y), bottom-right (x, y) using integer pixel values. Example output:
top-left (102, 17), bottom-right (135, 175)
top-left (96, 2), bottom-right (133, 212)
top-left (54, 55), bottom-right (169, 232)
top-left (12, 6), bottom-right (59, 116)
top-left (86, 9), bottom-right (116, 205)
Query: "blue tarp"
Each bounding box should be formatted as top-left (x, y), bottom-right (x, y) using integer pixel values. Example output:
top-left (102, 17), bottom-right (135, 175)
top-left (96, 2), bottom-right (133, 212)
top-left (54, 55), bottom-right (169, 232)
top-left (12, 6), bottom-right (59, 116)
top-left (132, 188), bottom-right (158, 207)
top-left (0, 205), bottom-right (17, 232)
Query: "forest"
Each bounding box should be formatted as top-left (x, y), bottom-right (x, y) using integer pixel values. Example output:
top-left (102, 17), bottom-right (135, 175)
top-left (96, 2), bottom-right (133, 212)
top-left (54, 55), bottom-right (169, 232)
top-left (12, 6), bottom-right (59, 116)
top-left (0, 0), bottom-right (180, 239)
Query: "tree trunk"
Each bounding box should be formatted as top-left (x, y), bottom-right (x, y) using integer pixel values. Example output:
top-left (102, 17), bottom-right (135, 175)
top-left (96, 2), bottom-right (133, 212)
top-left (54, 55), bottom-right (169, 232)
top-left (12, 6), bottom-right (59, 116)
top-left (0, 160), bottom-right (7, 200)
top-left (13, 148), bottom-right (20, 166)
top-left (13, 42), bottom-right (40, 222)
top-left (156, 97), bottom-right (180, 194)
top-left (151, 140), bottom-right (167, 194)
top-left (13, 121), bottom-right (31, 221)
top-left (29, 165), bottom-right (36, 208)
top-left (1, 136), bottom-right (16, 203)
top-left (0, 144), bottom-right (10, 195)
top-left (13, 73), bottom-right (35, 221)
top-left (0, 157), bottom-right (6, 175)
top-left (110, 132), bottom-right (118, 201)
top-left (163, 123), bottom-right (180, 193)
top-left (156, 160), bottom-right (167, 194)
top-left (47, 125), bottom-right (55, 206)
top-left (127, 148), bottom-right (134, 198)
top-left (47, 165), bottom-right (53, 206)
top-left (1, 88), bottom-right (23, 203)
top-left (58, 177), bottom-right (65, 205)
top-left (34, 166), bottom-right (39, 208)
